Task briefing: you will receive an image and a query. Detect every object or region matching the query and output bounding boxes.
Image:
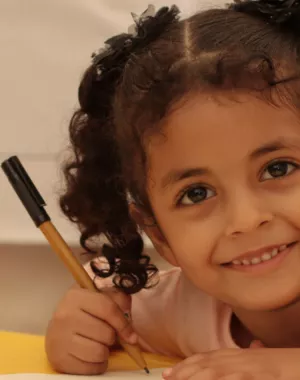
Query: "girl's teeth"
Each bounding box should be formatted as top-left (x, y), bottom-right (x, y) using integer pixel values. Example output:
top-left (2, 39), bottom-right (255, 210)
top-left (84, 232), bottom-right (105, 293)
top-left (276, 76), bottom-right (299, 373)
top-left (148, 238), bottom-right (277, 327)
top-left (251, 257), bottom-right (261, 265)
top-left (231, 245), bottom-right (287, 266)
top-left (261, 253), bottom-right (272, 261)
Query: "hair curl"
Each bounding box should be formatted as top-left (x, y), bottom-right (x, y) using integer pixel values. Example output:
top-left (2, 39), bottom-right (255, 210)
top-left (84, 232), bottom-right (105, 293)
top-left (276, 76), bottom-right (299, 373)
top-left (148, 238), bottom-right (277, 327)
top-left (61, 0), bottom-right (300, 294)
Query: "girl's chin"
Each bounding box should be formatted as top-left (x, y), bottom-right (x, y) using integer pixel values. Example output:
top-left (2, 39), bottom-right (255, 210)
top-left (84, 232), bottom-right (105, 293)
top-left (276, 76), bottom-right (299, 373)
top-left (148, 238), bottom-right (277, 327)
top-left (232, 289), bottom-right (300, 312)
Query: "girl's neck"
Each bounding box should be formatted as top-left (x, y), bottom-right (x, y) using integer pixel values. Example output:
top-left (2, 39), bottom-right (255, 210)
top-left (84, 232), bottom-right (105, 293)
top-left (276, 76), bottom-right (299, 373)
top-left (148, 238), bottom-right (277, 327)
top-left (231, 299), bottom-right (300, 348)
top-left (230, 313), bottom-right (253, 348)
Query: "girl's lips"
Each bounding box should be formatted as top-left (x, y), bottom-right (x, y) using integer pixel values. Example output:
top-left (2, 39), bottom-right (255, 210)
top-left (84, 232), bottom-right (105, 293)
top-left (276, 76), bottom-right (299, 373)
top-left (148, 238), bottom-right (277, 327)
top-left (223, 241), bottom-right (295, 265)
top-left (223, 241), bottom-right (298, 274)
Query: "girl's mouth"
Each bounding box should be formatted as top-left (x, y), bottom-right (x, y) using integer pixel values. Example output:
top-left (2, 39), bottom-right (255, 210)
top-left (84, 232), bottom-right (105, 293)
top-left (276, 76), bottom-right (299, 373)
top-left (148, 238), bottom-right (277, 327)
top-left (222, 241), bottom-right (298, 273)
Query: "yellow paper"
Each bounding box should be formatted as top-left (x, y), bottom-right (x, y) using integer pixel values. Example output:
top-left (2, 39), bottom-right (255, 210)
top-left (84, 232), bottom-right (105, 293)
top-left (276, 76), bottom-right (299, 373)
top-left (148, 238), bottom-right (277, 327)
top-left (0, 331), bottom-right (179, 375)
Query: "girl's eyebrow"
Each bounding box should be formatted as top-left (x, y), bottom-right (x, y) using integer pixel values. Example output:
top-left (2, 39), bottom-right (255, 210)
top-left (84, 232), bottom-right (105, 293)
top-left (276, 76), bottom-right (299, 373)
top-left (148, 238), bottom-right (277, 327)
top-left (161, 137), bottom-right (300, 190)
top-left (161, 167), bottom-right (210, 189)
top-left (249, 137), bottom-right (300, 160)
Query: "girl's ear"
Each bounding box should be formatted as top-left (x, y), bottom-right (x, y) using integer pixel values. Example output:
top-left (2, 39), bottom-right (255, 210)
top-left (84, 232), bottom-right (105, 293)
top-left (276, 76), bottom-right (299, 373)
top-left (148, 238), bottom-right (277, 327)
top-left (129, 203), bottom-right (179, 267)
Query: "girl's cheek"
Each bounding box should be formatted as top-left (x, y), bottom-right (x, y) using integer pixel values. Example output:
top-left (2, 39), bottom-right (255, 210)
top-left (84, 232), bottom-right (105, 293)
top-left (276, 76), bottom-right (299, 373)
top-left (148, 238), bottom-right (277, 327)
top-left (273, 190), bottom-right (300, 224)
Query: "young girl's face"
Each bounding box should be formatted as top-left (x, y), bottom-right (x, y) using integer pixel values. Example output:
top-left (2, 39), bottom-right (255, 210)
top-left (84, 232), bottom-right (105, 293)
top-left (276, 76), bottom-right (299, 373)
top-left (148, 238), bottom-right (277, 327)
top-left (145, 92), bottom-right (300, 312)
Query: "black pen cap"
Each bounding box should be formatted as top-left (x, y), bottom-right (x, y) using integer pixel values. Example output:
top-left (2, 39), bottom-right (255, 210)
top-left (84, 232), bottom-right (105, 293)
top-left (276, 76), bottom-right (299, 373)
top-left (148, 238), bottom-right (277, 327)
top-left (1, 156), bottom-right (50, 227)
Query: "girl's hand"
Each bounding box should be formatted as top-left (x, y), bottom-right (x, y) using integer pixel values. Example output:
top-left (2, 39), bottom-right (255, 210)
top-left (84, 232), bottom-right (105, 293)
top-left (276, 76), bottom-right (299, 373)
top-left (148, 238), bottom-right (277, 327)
top-left (45, 285), bottom-right (137, 375)
top-left (162, 347), bottom-right (300, 379)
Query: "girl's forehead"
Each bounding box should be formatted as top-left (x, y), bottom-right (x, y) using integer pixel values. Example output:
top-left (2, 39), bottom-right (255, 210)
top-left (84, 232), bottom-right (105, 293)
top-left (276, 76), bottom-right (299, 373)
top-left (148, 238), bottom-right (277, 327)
top-left (146, 93), bottom-right (300, 175)
top-left (154, 93), bottom-right (300, 146)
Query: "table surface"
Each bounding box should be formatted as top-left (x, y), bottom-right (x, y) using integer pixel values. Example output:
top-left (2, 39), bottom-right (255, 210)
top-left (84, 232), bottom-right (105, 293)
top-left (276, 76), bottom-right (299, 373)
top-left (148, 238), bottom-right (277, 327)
top-left (0, 331), bottom-right (179, 374)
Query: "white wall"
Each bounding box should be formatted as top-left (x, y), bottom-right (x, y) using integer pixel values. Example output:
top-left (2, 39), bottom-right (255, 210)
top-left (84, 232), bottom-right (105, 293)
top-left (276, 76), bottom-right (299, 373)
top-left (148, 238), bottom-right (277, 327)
top-left (0, 0), bottom-right (226, 334)
top-left (0, 0), bottom-right (224, 245)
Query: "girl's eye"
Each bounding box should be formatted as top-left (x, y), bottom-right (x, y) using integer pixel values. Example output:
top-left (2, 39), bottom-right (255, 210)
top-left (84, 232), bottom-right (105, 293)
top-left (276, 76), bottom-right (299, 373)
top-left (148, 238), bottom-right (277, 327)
top-left (178, 186), bottom-right (215, 206)
top-left (261, 161), bottom-right (299, 181)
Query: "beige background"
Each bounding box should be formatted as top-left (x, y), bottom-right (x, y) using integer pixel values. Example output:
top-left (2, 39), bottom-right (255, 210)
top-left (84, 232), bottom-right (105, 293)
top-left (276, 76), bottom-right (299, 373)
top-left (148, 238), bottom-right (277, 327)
top-left (0, 243), bottom-right (169, 335)
top-left (0, 0), bottom-right (223, 335)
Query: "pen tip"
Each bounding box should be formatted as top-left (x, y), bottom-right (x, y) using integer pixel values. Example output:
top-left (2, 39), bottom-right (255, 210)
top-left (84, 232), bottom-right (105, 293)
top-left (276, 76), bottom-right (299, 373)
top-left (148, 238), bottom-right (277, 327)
top-left (144, 367), bottom-right (150, 374)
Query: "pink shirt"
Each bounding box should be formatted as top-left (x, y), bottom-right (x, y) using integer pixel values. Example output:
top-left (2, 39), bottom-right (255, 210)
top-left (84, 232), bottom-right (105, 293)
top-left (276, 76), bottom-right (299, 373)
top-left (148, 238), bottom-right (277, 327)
top-left (86, 263), bottom-right (240, 358)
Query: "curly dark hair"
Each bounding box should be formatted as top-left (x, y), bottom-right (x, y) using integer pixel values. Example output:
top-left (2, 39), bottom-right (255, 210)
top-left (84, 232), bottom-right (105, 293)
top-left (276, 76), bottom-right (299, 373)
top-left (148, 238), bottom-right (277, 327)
top-left (60, 0), bottom-right (300, 294)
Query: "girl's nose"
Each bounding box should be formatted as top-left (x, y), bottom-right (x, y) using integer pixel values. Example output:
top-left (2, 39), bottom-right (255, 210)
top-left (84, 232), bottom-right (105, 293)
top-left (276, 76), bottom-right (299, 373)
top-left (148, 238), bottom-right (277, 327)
top-left (224, 190), bottom-right (274, 237)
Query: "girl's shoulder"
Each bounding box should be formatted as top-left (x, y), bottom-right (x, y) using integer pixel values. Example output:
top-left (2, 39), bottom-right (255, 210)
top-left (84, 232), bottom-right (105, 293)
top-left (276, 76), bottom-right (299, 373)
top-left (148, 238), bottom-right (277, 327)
top-left (132, 267), bottom-right (236, 356)
top-left (134, 266), bottom-right (210, 303)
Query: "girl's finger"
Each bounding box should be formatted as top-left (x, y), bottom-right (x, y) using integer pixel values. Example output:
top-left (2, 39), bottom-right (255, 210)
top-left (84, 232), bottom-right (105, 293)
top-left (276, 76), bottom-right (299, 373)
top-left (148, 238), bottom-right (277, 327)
top-left (189, 368), bottom-right (218, 380)
top-left (75, 310), bottom-right (116, 346)
top-left (163, 354), bottom-right (206, 378)
top-left (220, 373), bottom-right (251, 380)
top-left (78, 290), bottom-right (136, 343)
top-left (69, 334), bottom-right (109, 363)
top-left (164, 363), bottom-right (203, 380)
top-left (103, 287), bottom-right (132, 314)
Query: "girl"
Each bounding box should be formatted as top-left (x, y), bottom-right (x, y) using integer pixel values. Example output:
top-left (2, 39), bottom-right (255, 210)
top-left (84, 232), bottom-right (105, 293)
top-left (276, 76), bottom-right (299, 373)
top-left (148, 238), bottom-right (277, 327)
top-left (46, 1), bottom-right (300, 379)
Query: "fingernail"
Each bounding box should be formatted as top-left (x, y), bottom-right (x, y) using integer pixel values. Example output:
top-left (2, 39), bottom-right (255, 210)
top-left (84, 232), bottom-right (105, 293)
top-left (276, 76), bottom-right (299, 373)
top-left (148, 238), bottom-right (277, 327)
top-left (162, 368), bottom-right (173, 378)
top-left (127, 332), bottom-right (138, 344)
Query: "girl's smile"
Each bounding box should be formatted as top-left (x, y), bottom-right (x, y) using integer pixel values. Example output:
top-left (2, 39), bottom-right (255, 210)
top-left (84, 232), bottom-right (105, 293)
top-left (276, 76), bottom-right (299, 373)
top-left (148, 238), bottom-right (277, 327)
top-left (222, 240), bottom-right (298, 274)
